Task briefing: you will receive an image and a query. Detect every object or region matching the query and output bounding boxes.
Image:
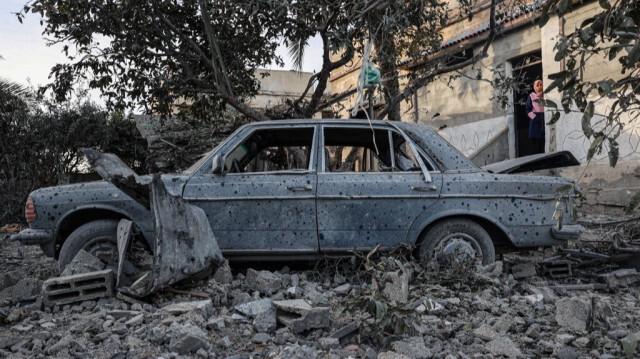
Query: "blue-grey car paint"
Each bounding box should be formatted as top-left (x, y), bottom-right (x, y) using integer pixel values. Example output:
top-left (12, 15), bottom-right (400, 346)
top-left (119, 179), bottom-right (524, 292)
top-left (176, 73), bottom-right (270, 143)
top-left (17, 119), bottom-right (578, 259)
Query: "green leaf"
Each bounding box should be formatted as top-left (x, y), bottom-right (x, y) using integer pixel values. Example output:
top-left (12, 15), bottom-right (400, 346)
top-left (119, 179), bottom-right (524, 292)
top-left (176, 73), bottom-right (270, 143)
top-left (547, 111), bottom-right (561, 125)
top-left (587, 135), bottom-right (605, 161)
top-left (547, 70), bottom-right (568, 80)
top-left (539, 0), bottom-right (555, 27)
top-left (599, 0), bottom-right (611, 10)
top-left (608, 139), bottom-right (619, 167)
top-left (581, 102), bottom-right (595, 138)
top-left (625, 191), bottom-right (640, 214)
top-left (540, 99), bottom-right (558, 108)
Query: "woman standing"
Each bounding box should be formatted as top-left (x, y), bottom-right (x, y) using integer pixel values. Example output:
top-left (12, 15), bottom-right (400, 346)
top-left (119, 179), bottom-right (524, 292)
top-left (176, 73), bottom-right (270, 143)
top-left (526, 79), bottom-right (545, 153)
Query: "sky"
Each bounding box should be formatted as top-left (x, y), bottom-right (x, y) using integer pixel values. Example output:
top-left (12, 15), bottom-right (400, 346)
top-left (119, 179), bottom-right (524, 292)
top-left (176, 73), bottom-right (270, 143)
top-left (0, 1), bottom-right (323, 106)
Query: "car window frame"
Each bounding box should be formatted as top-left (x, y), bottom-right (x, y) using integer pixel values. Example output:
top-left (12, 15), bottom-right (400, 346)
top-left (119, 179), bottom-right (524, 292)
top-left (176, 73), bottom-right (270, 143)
top-left (319, 124), bottom-right (439, 175)
top-left (212, 124), bottom-right (319, 176)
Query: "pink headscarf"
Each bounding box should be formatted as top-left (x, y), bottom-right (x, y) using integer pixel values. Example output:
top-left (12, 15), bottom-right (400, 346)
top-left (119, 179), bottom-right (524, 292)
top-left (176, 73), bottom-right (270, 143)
top-left (528, 92), bottom-right (544, 119)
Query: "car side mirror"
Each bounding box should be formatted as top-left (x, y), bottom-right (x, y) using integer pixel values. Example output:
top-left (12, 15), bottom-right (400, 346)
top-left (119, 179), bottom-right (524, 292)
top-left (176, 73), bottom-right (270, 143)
top-left (211, 155), bottom-right (226, 175)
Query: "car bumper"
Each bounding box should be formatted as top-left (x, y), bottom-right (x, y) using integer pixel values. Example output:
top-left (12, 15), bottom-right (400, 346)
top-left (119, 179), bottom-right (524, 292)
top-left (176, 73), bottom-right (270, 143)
top-left (10, 228), bottom-right (54, 245)
top-left (550, 224), bottom-right (584, 241)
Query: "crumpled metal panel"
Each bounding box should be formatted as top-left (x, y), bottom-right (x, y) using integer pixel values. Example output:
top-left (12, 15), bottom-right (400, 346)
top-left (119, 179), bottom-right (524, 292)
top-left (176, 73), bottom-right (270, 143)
top-left (122, 175), bottom-right (224, 297)
top-left (82, 150), bottom-right (224, 297)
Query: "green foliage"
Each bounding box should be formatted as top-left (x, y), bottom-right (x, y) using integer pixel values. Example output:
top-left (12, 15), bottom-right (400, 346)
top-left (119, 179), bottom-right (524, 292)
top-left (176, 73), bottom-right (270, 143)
top-left (0, 84), bottom-right (147, 224)
top-left (539, 0), bottom-right (640, 171)
top-left (16, 0), bottom-right (476, 123)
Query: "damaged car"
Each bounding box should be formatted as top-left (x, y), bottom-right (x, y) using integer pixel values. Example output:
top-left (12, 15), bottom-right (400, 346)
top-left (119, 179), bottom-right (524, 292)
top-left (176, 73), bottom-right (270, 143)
top-left (12, 119), bottom-right (583, 272)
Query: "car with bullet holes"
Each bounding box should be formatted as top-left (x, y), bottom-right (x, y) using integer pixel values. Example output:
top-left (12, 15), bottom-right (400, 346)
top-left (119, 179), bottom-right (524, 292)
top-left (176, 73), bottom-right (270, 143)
top-left (13, 119), bottom-right (583, 270)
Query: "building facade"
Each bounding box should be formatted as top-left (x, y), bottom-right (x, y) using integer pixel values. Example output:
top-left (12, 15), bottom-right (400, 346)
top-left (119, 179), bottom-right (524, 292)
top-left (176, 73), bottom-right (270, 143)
top-left (330, 0), bottom-right (640, 210)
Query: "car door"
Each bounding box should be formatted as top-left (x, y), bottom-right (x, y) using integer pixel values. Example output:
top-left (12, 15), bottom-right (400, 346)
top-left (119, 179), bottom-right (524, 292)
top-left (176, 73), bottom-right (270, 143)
top-left (317, 125), bottom-right (443, 252)
top-left (183, 125), bottom-right (319, 257)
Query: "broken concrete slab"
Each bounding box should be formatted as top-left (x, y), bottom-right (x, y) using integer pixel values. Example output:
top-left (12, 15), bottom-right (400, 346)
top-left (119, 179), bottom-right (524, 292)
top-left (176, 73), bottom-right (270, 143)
top-left (166, 322), bottom-right (209, 354)
top-left (61, 249), bottom-right (105, 277)
top-left (246, 268), bottom-right (283, 294)
top-left (511, 262), bottom-right (537, 279)
top-left (42, 269), bottom-right (114, 307)
top-left (555, 297), bottom-right (591, 332)
top-left (330, 321), bottom-right (360, 340)
top-left (473, 324), bottom-right (499, 341)
top-left (235, 298), bottom-right (274, 318)
top-left (253, 308), bottom-right (277, 333)
top-left (599, 268), bottom-right (640, 287)
top-left (0, 277), bottom-right (42, 303)
top-left (273, 299), bottom-right (330, 334)
top-left (161, 299), bottom-right (213, 320)
top-left (485, 337), bottom-right (522, 359)
top-left (382, 270), bottom-right (410, 303)
top-left (0, 271), bottom-right (21, 291)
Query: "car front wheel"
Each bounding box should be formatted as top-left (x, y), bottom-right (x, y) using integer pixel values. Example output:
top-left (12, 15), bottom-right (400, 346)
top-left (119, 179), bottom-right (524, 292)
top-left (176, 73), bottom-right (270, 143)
top-left (418, 219), bottom-right (495, 265)
top-left (58, 219), bottom-right (120, 273)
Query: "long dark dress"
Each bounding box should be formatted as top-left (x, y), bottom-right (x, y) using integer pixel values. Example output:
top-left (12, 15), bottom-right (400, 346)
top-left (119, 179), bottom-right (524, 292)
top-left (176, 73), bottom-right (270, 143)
top-left (525, 94), bottom-right (544, 139)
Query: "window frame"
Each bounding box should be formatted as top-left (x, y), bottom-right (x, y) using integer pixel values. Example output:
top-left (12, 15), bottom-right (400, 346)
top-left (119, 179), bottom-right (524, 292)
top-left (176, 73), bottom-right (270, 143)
top-left (320, 124), bottom-right (438, 174)
top-left (215, 125), bottom-right (318, 176)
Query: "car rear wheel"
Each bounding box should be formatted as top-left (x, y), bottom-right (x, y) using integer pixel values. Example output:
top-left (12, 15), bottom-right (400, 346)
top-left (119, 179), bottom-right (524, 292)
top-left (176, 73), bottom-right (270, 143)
top-left (418, 219), bottom-right (495, 265)
top-left (58, 219), bottom-right (119, 273)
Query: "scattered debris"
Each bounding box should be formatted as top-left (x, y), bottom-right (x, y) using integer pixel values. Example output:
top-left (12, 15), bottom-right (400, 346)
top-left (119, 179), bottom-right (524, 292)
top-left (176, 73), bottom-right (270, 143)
top-left (0, 212), bottom-right (639, 358)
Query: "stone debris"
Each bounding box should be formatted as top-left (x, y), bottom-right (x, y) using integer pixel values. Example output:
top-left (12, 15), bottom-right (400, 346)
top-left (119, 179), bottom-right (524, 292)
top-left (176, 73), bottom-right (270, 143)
top-left (511, 262), bottom-right (537, 279)
top-left (60, 249), bottom-right (105, 276)
top-left (246, 268), bottom-right (283, 294)
top-left (161, 299), bottom-right (213, 319)
top-left (214, 260), bottom-right (234, 284)
top-left (599, 268), bottom-right (640, 287)
top-left (273, 299), bottom-right (330, 334)
top-left (555, 297), bottom-right (591, 332)
top-left (0, 216), bottom-right (639, 359)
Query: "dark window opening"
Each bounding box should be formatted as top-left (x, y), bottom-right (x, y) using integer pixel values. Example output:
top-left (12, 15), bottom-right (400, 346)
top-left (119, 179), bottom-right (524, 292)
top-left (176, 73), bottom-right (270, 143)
top-left (225, 127), bottom-right (314, 173)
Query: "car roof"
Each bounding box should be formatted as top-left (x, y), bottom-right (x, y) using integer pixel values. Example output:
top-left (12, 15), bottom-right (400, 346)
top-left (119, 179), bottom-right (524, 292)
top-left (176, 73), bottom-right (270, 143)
top-left (242, 118), bottom-right (392, 127)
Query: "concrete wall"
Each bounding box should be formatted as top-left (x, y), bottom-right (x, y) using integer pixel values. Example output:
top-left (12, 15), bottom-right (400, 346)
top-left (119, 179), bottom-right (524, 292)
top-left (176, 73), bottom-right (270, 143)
top-left (251, 69), bottom-right (316, 112)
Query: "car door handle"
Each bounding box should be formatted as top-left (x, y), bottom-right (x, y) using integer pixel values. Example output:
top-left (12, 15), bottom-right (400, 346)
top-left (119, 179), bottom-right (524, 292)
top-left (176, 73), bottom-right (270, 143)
top-left (411, 185), bottom-right (438, 192)
top-left (286, 185), bottom-right (313, 192)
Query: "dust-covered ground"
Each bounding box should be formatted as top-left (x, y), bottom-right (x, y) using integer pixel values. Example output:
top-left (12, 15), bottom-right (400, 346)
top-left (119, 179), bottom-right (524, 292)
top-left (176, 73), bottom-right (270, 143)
top-left (0, 213), bottom-right (639, 359)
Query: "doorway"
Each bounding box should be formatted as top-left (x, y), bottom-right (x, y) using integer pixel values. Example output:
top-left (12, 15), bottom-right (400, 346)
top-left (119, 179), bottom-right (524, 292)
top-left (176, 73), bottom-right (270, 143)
top-left (511, 51), bottom-right (543, 157)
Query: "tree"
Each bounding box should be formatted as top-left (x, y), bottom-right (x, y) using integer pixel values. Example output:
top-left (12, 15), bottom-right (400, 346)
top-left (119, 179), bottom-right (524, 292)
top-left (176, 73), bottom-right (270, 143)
top-left (0, 83), bottom-right (147, 224)
top-left (538, 0), bottom-right (640, 212)
top-left (18, 0), bottom-right (500, 122)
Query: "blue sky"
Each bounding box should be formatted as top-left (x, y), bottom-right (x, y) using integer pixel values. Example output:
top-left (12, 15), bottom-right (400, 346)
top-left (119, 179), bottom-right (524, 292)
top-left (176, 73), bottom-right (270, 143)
top-left (0, 1), bottom-right (323, 105)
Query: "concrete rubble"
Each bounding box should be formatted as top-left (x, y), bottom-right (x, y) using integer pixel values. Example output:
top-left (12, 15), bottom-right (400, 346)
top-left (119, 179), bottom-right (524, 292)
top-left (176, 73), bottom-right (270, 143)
top-left (0, 212), bottom-right (639, 358)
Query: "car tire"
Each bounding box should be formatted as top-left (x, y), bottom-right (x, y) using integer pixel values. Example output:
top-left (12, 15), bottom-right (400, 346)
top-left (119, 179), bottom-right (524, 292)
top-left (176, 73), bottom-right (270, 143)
top-left (418, 219), bottom-right (495, 265)
top-left (58, 219), bottom-right (119, 273)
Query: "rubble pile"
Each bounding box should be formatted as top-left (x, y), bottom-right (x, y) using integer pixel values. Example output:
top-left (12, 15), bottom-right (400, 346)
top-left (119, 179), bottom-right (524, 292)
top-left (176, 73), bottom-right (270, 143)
top-left (0, 220), bottom-right (639, 358)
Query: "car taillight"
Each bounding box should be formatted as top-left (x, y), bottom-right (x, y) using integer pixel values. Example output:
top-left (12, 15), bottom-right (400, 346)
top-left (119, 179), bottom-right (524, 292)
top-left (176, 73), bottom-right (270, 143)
top-left (25, 197), bottom-right (37, 223)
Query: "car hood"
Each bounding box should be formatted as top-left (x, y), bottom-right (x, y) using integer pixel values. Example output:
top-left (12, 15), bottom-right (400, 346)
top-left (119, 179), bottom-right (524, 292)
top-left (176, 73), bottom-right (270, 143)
top-left (482, 151), bottom-right (580, 174)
